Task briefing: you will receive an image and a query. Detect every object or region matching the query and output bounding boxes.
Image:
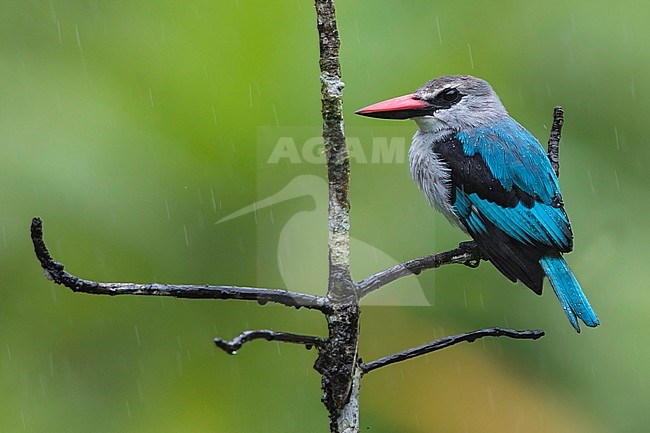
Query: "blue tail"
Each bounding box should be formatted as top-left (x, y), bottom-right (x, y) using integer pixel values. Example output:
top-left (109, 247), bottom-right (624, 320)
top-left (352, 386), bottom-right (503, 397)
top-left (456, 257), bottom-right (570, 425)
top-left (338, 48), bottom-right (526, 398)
top-left (539, 254), bottom-right (599, 332)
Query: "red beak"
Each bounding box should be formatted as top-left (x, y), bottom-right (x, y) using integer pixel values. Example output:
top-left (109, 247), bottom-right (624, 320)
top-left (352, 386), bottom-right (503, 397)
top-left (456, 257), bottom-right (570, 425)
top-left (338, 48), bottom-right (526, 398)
top-left (355, 93), bottom-right (433, 120)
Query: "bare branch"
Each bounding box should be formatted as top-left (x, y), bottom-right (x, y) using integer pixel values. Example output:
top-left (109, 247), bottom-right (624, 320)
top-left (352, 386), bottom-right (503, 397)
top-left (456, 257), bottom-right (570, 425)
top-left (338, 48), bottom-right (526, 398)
top-left (31, 217), bottom-right (327, 311)
top-left (357, 241), bottom-right (481, 298)
top-left (214, 329), bottom-right (324, 354)
top-left (547, 106), bottom-right (564, 178)
top-left (360, 327), bottom-right (544, 376)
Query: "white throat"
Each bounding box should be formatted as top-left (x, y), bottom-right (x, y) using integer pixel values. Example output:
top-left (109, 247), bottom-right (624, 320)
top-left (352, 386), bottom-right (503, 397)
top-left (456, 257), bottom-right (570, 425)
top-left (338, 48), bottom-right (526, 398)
top-left (413, 115), bottom-right (451, 134)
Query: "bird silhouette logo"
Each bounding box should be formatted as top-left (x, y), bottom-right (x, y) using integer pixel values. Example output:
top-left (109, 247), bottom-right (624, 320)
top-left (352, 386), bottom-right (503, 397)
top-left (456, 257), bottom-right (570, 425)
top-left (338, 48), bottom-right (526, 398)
top-left (217, 174), bottom-right (431, 306)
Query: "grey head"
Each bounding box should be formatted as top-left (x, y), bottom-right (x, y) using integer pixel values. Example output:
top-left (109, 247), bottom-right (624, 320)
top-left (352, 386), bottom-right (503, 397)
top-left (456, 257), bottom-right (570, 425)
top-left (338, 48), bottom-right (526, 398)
top-left (355, 75), bottom-right (510, 225)
top-left (413, 75), bottom-right (508, 132)
top-left (356, 75), bottom-right (509, 133)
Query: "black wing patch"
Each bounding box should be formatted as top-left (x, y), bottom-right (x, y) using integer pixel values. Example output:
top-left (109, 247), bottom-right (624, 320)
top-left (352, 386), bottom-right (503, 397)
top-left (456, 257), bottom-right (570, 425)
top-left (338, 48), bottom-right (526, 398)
top-left (432, 136), bottom-right (538, 209)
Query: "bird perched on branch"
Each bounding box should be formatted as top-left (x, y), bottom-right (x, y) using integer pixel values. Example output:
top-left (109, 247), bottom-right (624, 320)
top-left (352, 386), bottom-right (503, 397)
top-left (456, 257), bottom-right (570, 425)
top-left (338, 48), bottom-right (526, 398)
top-left (356, 75), bottom-right (599, 332)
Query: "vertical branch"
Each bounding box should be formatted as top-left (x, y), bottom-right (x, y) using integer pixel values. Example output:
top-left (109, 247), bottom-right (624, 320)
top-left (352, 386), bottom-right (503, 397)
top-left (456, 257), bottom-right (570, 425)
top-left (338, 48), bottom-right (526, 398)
top-left (313, 1), bottom-right (361, 432)
top-left (315, 0), bottom-right (354, 300)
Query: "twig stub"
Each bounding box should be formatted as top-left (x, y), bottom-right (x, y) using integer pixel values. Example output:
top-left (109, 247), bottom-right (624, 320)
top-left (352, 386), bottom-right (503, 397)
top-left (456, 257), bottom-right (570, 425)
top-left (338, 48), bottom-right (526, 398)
top-left (547, 106), bottom-right (564, 178)
top-left (214, 330), bottom-right (324, 355)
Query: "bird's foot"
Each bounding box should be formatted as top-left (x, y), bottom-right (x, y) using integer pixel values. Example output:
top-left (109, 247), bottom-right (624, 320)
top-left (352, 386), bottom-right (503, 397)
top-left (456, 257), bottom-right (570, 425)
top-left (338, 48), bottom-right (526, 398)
top-left (458, 241), bottom-right (483, 268)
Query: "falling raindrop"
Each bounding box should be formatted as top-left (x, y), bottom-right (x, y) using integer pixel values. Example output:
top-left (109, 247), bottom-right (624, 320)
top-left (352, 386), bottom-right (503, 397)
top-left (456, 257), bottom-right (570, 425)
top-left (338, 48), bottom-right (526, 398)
top-left (210, 187), bottom-right (218, 213)
top-left (614, 126), bottom-right (620, 150)
top-left (183, 224), bottom-right (189, 247)
top-left (435, 16), bottom-right (442, 44)
top-left (134, 325), bottom-right (141, 347)
top-left (467, 43), bottom-right (475, 70)
top-left (272, 104), bottom-right (280, 127)
top-left (39, 373), bottom-right (47, 396)
top-left (586, 170), bottom-right (596, 195)
top-left (75, 24), bottom-right (83, 53)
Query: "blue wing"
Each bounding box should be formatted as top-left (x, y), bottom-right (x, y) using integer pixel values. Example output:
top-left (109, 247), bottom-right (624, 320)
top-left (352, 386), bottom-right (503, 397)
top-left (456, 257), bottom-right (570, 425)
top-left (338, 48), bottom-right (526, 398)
top-left (457, 117), bottom-right (561, 205)
top-left (454, 117), bottom-right (573, 251)
top-left (433, 117), bottom-right (574, 293)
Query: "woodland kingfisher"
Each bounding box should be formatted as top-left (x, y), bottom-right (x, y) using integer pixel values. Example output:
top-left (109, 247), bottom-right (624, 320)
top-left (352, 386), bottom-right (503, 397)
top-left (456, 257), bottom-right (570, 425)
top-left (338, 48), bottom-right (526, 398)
top-left (356, 75), bottom-right (599, 332)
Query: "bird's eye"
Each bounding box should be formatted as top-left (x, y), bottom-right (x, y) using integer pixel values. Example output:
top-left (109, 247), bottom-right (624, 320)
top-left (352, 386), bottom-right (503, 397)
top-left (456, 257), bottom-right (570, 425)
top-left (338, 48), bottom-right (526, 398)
top-left (441, 88), bottom-right (461, 103)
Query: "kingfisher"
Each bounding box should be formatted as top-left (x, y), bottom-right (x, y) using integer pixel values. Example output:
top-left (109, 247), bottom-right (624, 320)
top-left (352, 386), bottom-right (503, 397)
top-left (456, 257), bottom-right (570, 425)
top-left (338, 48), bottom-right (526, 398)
top-left (355, 75), bottom-right (599, 332)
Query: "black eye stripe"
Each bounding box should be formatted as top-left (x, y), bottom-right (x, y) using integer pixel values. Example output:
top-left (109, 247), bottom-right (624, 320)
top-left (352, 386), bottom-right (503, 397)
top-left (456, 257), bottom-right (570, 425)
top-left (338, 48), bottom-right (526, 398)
top-left (428, 87), bottom-right (464, 109)
top-left (441, 88), bottom-right (460, 102)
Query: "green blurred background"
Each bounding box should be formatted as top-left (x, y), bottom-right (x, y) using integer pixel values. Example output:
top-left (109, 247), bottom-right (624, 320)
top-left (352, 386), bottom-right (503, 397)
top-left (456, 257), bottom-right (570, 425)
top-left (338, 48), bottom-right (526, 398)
top-left (2, 0), bottom-right (648, 432)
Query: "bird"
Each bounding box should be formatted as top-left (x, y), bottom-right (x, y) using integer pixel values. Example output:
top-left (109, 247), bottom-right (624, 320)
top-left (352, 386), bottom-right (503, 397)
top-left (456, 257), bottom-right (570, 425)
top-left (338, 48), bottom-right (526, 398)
top-left (216, 174), bottom-right (431, 306)
top-left (355, 74), bottom-right (599, 332)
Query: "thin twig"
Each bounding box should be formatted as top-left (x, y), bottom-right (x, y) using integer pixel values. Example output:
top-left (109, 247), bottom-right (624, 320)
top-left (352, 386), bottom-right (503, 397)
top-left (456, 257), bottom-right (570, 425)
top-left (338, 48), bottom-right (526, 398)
top-left (214, 329), bottom-right (324, 354)
top-left (547, 106), bottom-right (564, 178)
top-left (30, 217), bottom-right (327, 311)
top-left (357, 241), bottom-right (481, 298)
top-left (360, 327), bottom-right (544, 375)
